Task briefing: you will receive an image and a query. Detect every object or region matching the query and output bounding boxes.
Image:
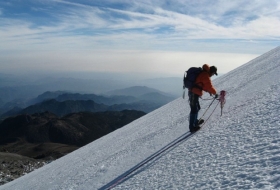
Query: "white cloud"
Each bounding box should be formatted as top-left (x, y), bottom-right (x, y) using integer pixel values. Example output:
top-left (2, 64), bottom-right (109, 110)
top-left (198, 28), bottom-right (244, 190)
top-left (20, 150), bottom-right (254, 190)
top-left (0, 0), bottom-right (279, 75)
top-left (2, 1), bottom-right (280, 43)
top-left (244, 16), bottom-right (280, 37)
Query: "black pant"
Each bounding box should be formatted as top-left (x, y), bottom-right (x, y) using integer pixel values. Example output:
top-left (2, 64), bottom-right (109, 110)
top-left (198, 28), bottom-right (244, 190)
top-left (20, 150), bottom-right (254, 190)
top-left (188, 91), bottom-right (201, 130)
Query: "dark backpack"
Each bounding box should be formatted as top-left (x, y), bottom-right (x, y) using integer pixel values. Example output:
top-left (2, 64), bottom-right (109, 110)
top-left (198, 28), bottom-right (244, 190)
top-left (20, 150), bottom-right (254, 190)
top-left (183, 67), bottom-right (202, 89)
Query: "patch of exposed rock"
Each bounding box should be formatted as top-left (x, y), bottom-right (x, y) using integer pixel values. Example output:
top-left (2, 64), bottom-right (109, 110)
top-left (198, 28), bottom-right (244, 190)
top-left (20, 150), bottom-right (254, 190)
top-left (0, 152), bottom-right (46, 185)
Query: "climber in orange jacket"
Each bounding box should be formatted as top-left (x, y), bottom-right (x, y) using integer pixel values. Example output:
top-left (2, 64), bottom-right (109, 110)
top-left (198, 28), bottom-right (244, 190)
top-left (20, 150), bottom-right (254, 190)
top-left (188, 64), bottom-right (218, 132)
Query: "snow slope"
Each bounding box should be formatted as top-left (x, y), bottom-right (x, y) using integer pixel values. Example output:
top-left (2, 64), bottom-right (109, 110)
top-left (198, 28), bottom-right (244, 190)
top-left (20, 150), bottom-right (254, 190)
top-left (1, 46), bottom-right (280, 190)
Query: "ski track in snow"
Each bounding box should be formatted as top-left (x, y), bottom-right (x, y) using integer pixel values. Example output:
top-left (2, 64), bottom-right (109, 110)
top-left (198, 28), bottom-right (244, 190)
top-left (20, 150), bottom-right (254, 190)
top-left (1, 47), bottom-right (280, 190)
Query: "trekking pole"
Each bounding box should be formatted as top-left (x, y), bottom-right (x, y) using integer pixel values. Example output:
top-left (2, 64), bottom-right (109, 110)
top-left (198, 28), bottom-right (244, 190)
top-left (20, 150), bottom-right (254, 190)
top-left (198, 97), bottom-right (216, 123)
top-left (219, 90), bottom-right (226, 116)
top-left (182, 88), bottom-right (186, 99)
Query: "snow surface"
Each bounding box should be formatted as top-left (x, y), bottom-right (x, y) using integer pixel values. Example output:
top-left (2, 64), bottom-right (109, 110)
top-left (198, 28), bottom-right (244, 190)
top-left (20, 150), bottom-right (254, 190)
top-left (1, 46), bottom-right (280, 190)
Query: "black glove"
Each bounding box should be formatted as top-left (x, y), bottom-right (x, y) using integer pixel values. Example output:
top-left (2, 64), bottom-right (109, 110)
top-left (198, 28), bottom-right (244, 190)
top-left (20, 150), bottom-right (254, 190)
top-left (214, 94), bottom-right (219, 99)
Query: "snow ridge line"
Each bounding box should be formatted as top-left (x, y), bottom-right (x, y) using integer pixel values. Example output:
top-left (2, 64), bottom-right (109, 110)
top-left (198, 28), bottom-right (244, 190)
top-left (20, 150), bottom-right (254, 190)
top-left (99, 132), bottom-right (194, 190)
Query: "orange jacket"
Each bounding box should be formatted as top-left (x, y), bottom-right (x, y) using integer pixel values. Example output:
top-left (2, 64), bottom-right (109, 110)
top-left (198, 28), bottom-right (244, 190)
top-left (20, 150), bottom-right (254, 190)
top-left (191, 64), bottom-right (217, 96)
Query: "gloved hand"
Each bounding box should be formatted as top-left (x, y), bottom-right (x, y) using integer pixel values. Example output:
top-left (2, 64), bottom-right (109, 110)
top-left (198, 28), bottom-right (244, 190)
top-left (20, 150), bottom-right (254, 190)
top-left (214, 94), bottom-right (219, 99)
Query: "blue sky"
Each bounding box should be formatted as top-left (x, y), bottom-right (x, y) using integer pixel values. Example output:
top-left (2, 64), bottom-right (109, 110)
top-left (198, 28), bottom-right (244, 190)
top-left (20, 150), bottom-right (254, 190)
top-left (0, 0), bottom-right (280, 77)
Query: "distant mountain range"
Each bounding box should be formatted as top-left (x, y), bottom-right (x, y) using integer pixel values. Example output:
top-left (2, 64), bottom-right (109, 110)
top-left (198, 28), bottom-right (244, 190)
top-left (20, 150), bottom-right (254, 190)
top-left (1, 86), bottom-right (176, 118)
top-left (30, 91), bottom-right (137, 106)
top-left (0, 74), bottom-right (181, 104)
